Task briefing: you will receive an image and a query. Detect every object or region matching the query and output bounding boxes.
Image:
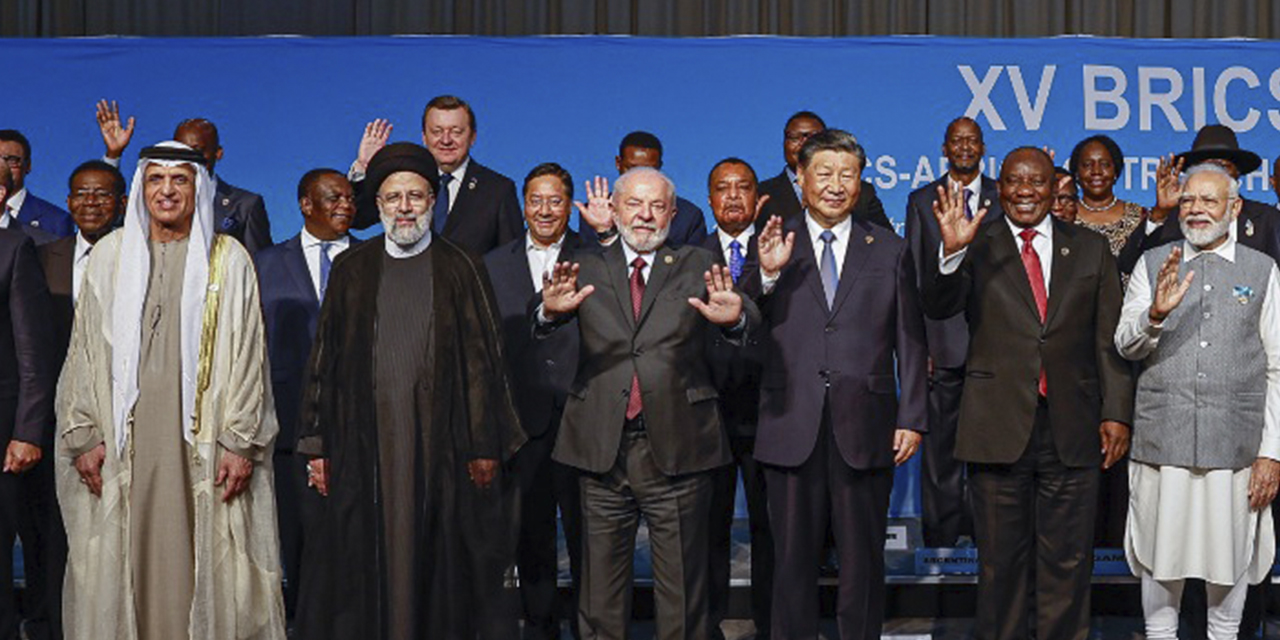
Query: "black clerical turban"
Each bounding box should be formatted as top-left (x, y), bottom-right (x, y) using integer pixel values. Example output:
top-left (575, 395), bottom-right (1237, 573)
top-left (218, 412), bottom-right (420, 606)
top-left (1174, 124), bottom-right (1262, 175)
top-left (358, 142), bottom-right (441, 220)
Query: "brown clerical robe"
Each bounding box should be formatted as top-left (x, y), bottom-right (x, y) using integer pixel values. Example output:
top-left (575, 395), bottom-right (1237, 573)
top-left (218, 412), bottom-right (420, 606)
top-left (294, 235), bottom-right (525, 640)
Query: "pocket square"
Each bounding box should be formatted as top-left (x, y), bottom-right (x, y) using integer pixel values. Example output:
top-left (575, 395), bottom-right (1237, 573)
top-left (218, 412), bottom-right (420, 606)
top-left (1233, 285), bottom-right (1255, 304)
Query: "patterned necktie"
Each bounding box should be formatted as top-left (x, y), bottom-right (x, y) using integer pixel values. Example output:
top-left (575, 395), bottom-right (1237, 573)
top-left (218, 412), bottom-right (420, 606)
top-left (626, 257), bottom-right (647, 420)
top-left (963, 187), bottom-right (974, 220)
top-left (319, 241), bottom-right (333, 299)
top-left (1018, 228), bottom-right (1049, 396)
top-left (728, 239), bottom-right (744, 284)
top-left (819, 229), bottom-right (838, 309)
top-left (432, 173), bottom-right (454, 234)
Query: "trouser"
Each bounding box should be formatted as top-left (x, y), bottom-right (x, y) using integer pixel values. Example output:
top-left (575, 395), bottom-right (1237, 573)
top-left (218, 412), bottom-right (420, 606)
top-left (275, 449), bottom-right (323, 620)
top-left (708, 435), bottom-right (771, 639)
top-left (1144, 572), bottom-right (1249, 640)
top-left (15, 454), bottom-right (65, 640)
top-left (579, 428), bottom-right (712, 640)
top-left (921, 366), bottom-right (971, 547)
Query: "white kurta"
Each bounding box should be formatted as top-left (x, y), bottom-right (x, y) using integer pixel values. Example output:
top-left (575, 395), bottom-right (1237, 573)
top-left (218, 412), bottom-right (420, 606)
top-left (54, 232), bottom-right (287, 640)
top-left (1116, 239), bottom-right (1280, 586)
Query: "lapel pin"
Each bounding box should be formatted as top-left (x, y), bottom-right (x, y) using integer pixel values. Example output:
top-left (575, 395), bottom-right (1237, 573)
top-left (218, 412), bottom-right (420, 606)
top-left (983, 199), bottom-right (990, 207)
top-left (865, 235), bottom-right (874, 244)
top-left (468, 177), bottom-right (478, 191)
top-left (664, 255), bottom-right (674, 264)
top-left (222, 197), bottom-right (231, 206)
top-left (1246, 219), bottom-right (1255, 237)
top-left (1061, 247), bottom-right (1070, 256)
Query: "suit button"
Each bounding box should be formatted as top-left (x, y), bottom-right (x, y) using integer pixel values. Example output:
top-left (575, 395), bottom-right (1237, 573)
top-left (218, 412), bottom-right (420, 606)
top-left (1200, 341), bottom-right (1209, 348)
top-left (632, 348), bottom-right (643, 356)
top-left (824, 327), bottom-right (834, 333)
top-left (1039, 337), bottom-right (1046, 344)
top-left (545, 359), bottom-right (555, 367)
top-left (621, 389), bottom-right (629, 396)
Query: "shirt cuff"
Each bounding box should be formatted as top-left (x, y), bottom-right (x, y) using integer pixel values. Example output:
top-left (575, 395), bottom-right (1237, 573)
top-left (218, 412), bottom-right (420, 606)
top-left (761, 271), bottom-right (779, 295)
top-left (101, 155), bottom-right (121, 168)
top-left (938, 245), bottom-right (967, 275)
top-left (295, 435), bottom-right (325, 458)
top-left (1145, 219), bottom-right (1161, 236)
top-left (62, 427), bottom-right (103, 459)
top-left (348, 161), bottom-right (366, 183)
top-left (218, 431), bottom-right (266, 462)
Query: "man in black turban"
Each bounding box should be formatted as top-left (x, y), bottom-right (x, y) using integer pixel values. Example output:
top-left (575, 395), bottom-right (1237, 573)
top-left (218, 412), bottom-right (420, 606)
top-left (294, 142), bottom-right (526, 639)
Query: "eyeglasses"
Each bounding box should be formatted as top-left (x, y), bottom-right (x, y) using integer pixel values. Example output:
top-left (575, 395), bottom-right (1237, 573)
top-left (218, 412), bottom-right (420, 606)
top-left (71, 189), bottom-right (116, 202)
top-left (377, 191), bottom-right (430, 208)
top-left (526, 196), bottom-right (566, 210)
top-left (0, 155), bottom-right (23, 168)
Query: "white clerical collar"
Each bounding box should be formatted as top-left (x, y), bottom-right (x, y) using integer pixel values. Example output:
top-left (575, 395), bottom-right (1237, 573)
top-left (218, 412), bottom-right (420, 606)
top-left (716, 225), bottom-right (754, 252)
top-left (526, 232), bottom-right (564, 253)
top-left (1183, 235), bottom-right (1238, 264)
top-left (384, 229), bottom-right (433, 259)
top-left (300, 227), bottom-right (350, 250)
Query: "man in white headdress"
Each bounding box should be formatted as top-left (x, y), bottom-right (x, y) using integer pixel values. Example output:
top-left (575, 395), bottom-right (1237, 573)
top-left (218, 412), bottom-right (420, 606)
top-left (55, 141), bottom-right (286, 640)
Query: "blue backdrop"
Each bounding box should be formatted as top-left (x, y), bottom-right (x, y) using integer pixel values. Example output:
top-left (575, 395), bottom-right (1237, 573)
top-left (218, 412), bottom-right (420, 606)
top-left (8, 34), bottom-right (1280, 517)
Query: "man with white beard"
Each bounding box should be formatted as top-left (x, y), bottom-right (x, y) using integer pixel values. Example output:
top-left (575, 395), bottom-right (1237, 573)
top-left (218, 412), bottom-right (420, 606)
top-left (537, 167), bottom-right (760, 640)
top-left (1116, 163), bottom-right (1280, 640)
top-left (294, 142), bottom-right (525, 640)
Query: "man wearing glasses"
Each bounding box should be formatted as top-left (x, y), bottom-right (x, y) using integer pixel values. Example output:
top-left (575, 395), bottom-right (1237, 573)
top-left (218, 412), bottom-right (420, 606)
top-left (0, 130), bottom-right (73, 238)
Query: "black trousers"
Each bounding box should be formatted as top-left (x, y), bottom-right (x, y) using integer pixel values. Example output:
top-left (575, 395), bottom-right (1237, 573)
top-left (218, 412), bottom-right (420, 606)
top-left (969, 402), bottom-right (1099, 640)
top-left (511, 426), bottom-right (583, 640)
top-left (765, 405), bottom-right (893, 640)
top-left (276, 449), bottom-right (323, 620)
top-left (15, 454), bottom-right (65, 640)
top-left (921, 366), bottom-right (972, 547)
top-left (708, 434), bottom-right (771, 639)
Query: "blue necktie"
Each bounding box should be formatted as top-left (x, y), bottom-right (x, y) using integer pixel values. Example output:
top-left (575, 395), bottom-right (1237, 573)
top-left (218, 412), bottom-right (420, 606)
top-left (819, 229), bottom-right (838, 309)
top-left (319, 241), bottom-right (333, 299)
top-left (432, 173), bottom-right (454, 234)
top-left (963, 187), bottom-right (974, 220)
top-left (728, 239), bottom-right (744, 284)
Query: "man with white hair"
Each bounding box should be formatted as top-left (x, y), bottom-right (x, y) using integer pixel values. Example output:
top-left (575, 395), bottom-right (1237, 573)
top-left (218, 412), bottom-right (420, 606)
top-left (55, 141), bottom-right (286, 640)
top-left (295, 142), bottom-right (525, 640)
top-left (1116, 163), bottom-right (1280, 640)
top-left (539, 166), bottom-right (760, 640)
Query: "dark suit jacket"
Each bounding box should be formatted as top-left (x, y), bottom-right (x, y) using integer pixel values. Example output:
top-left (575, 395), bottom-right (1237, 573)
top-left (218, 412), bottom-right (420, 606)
top-left (746, 216), bottom-right (928, 470)
top-left (352, 158), bottom-right (523, 257)
top-left (905, 175), bottom-right (1003, 368)
top-left (255, 233), bottom-right (359, 451)
top-left (757, 167), bottom-right (892, 231)
top-left (701, 233), bottom-right (764, 437)
top-left (14, 193), bottom-right (74, 238)
top-left (0, 229), bottom-right (55, 448)
top-left (214, 178), bottom-right (272, 256)
top-left (921, 218), bottom-right (1134, 467)
top-left (1117, 197), bottom-right (1280, 273)
top-left (546, 242), bottom-right (759, 476)
top-left (484, 231), bottom-right (583, 440)
top-left (579, 196), bottom-right (709, 248)
top-left (36, 234), bottom-right (75, 365)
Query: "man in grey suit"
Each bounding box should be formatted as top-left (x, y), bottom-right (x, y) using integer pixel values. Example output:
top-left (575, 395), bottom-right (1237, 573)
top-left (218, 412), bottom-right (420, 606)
top-left (923, 147), bottom-right (1134, 640)
top-left (537, 167), bottom-right (759, 640)
top-left (904, 116), bottom-right (1002, 548)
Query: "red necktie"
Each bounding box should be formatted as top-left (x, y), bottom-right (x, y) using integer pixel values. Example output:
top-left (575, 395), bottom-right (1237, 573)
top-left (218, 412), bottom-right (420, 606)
top-left (1018, 228), bottom-right (1048, 396)
top-left (626, 257), bottom-right (647, 420)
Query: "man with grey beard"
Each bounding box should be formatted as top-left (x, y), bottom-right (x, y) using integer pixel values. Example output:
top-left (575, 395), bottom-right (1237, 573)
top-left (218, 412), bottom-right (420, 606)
top-left (1116, 163), bottom-right (1280, 640)
top-left (537, 167), bottom-right (760, 640)
top-left (295, 143), bottom-right (525, 640)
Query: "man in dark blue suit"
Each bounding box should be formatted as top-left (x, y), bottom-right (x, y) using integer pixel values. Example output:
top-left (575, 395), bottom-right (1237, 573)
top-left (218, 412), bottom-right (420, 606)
top-left (94, 103), bottom-right (272, 254)
top-left (578, 131), bottom-right (709, 248)
top-left (484, 162), bottom-right (584, 640)
top-left (0, 130), bottom-right (74, 238)
top-left (903, 116), bottom-right (1003, 548)
top-left (746, 129), bottom-right (928, 640)
top-left (702, 157), bottom-right (773, 640)
top-left (253, 168), bottom-right (356, 618)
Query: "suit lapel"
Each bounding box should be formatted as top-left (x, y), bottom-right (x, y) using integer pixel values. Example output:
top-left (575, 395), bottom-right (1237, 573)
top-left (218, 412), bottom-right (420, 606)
top-left (47, 236), bottom-right (74, 295)
top-left (829, 222), bottom-right (875, 317)
top-left (1043, 221), bottom-right (1077, 330)
top-left (637, 245), bottom-right (674, 328)
top-left (988, 222), bottom-right (1042, 323)
top-left (444, 161), bottom-right (481, 236)
top-left (282, 235), bottom-right (319, 307)
top-left (605, 243), bottom-right (635, 331)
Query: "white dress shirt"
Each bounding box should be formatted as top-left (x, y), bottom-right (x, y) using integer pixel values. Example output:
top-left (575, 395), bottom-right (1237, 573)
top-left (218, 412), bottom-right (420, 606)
top-left (384, 229), bottom-right (433, 259)
top-left (940, 214), bottom-right (1055, 296)
top-left (71, 232), bottom-right (93, 304)
top-left (715, 225), bottom-right (754, 266)
top-left (949, 174), bottom-right (983, 216)
top-left (440, 157), bottom-right (470, 214)
top-left (760, 212), bottom-right (853, 295)
top-left (300, 228), bottom-right (351, 299)
top-left (526, 233), bottom-right (563, 293)
top-left (2, 188), bottom-right (24, 228)
top-left (786, 167), bottom-right (802, 205)
top-left (620, 240), bottom-right (655, 283)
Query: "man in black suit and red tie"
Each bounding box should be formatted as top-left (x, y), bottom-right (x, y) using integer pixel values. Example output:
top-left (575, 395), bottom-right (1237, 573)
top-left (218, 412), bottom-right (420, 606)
top-left (904, 116), bottom-right (1003, 548)
top-left (746, 129), bottom-right (928, 640)
top-left (701, 157), bottom-right (772, 640)
top-left (348, 96), bottom-right (524, 255)
top-left (922, 147), bottom-right (1134, 640)
top-left (756, 112), bottom-right (891, 232)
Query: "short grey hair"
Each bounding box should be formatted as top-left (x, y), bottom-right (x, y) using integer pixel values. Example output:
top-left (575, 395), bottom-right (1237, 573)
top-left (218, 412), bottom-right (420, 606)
top-left (797, 128), bottom-right (866, 171)
top-left (613, 166), bottom-right (676, 206)
top-left (1184, 163), bottom-right (1239, 200)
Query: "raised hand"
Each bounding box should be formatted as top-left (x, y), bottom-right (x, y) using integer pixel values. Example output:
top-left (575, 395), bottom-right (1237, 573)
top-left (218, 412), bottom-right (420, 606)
top-left (574, 176), bottom-right (614, 235)
top-left (932, 182), bottom-right (987, 255)
top-left (1149, 247), bottom-right (1193, 323)
top-left (541, 261), bottom-right (595, 320)
top-left (688, 264), bottom-right (743, 327)
top-left (354, 119), bottom-right (393, 172)
top-left (1150, 153), bottom-right (1185, 224)
top-left (95, 99), bottom-right (135, 160)
top-left (757, 215), bottom-right (795, 276)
